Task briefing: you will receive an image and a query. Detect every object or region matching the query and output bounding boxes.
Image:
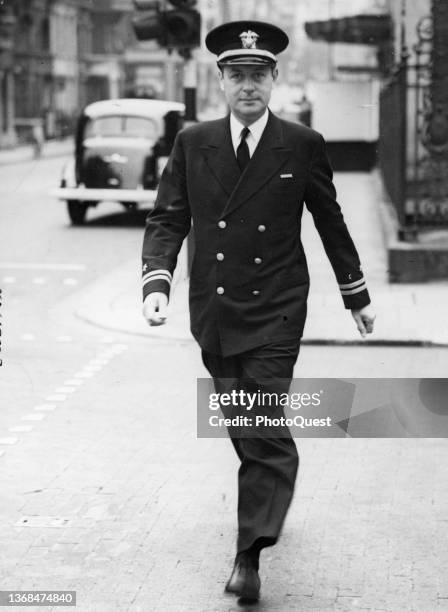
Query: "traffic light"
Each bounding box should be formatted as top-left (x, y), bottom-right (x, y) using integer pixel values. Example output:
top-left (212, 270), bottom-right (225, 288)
top-left (165, 3), bottom-right (201, 49)
top-left (132, 1), bottom-right (166, 45)
top-left (169, 0), bottom-right (197, 6)
top-left (132, 0), bottom-right (201, 52)
top-left (304, 15), bottom-right (391, 45)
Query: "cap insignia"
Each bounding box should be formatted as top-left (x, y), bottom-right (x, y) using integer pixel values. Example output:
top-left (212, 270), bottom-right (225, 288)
top-left (239, 30), bottom-right (259, 49)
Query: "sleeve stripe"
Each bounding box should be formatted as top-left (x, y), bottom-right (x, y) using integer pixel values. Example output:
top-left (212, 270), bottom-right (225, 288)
top-left (339, 277), bottom-right (365, 290)
top-left (142, 269), bottom-right (172, 283)
top-left (340, 284), bottom-right (367, 296)
top-left (142, 274), bottom-right (172, 285)
top-left (143, 275), bottom-right (172, 288)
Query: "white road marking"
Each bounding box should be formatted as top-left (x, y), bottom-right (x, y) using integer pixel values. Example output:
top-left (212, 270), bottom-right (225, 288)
top-left (2, 276), bottom-right (16, 284)
top-left (0, 263), bottom-right (86, 271)
top-left (9, 425), bottom-right (33, 433)
top-left (32, 277), bottom-right (47, 285)
top-left (4, 344), bottom-right (124, 445)
top-left (63, 278), bottom-right (78, 286)
top-left (89, 359), bottom-right (110, 366)
top-left (21, 334), bottom-right (36, 341)
top-left (0, 437), bottom-right (19, 445)
top-left (74, 371), bottom-right (94, 379)
top-left (55, 387), bottom-right (76, 393)
top-left (34, 404), bottom-right (56, 411)
top-left (84, 365), bottom-right (103, 372)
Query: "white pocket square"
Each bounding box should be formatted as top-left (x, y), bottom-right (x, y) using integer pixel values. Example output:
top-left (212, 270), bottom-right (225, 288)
top-left (280, 173), bottom-right (293, 178)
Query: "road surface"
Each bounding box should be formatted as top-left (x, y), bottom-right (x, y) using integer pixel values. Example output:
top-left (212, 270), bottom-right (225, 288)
top-left (1, 156), bottom-right (447, 611)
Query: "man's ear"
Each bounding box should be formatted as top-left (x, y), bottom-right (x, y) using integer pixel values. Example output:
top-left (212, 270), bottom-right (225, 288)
top-left (218, 68), bottom-right (224, 90)
top-left (272, 67), bottom-right (279, 82)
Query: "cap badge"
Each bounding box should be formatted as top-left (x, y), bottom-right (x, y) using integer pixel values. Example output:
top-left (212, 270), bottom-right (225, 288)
top-left (239, 30), bottom-right (259, 49)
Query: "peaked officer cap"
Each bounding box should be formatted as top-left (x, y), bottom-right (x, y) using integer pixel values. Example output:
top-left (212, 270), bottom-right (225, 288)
top-left (206, 21), bottom-right (289, 66)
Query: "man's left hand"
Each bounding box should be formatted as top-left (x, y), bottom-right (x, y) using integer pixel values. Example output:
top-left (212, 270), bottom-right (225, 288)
top-left (351, 305), bottom-right (376, 338)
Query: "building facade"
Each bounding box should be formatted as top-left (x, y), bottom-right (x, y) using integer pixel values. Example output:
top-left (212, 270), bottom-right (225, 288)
top-left (1, 0), bottom-right (395, 148)
top-left (0, 2), bottom-right (16, 147)
top-left (0, 0), bottom-right (139, 147)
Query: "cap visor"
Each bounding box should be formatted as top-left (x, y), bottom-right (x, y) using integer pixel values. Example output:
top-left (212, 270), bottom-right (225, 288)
top-left (218, 56), bottom-right (275, 66)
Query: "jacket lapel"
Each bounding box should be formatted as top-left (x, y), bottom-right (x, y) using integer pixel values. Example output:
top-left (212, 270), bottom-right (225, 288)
top-left (199, 116), bottom-right (241, 197)
top-left (221, 112), bottom-right (292, 217)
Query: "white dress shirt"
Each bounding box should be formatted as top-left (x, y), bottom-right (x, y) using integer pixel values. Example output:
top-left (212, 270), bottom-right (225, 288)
top-left (230, 109), bottom-right (269, 158)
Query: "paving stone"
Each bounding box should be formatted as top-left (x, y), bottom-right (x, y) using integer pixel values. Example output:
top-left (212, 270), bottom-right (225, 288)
top-left (1, 339), bottom-right (446, 610)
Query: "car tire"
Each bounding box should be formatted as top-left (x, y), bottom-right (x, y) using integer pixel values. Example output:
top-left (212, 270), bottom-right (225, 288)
top-left (67, 201), bottom-right (89, 225)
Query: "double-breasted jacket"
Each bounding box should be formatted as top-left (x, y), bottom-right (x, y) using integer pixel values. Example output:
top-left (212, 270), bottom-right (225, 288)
top-left (142, 111), bottom-right (370, 356)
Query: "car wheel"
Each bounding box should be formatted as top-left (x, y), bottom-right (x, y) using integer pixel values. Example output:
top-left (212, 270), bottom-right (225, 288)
top-left (67, 201), bottom-right (89, 225)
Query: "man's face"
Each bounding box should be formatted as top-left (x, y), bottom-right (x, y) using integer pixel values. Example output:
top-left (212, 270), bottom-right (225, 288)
top-left (218, 64), bottom-right (277, 125)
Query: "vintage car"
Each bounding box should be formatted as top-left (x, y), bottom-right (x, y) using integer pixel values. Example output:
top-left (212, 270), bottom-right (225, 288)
top-left (51, 98), bottom-right (185, 224)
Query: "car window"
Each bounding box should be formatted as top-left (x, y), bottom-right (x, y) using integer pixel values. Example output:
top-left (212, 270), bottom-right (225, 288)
top-left (125, 117), bottom-right (158, 138)
top-left (84, 116), bottom-right (158, 139)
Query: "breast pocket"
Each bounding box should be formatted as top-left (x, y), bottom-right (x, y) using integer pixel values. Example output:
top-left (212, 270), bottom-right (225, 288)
top-left (269, 176), bottom-right (306, 198)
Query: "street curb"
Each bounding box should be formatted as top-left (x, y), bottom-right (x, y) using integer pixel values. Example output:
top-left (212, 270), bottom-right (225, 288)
top-left (300, 338), bottom-right (448, 348)
top-left (73, 309), bottom-right (448, 348)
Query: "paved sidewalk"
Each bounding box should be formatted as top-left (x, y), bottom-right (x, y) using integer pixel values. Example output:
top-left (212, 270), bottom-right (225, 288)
top-left (0, 138), bottom-right (73, 165)
top-left (75, 171), bottom-right (448, 346)
top-left (2, 333), bottom-right (448, 611)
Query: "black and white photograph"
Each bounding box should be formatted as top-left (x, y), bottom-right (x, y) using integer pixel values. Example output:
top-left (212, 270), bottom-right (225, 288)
top-left (0, 0), bottom-right (447, 610)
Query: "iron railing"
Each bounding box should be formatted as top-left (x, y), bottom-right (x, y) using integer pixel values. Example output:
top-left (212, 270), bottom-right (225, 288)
top-left (379, 11), bottom-right (448, 237)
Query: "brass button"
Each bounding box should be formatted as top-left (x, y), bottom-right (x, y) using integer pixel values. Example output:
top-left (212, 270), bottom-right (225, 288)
top-left (216, 253), bottom-right (224, 261)
top-left (216, 286), bottom-right (225, 295)
top-left (257, 224), bottom-right (266, 232)
top-left (252, 290), bottom-right (260, 296)
top-left (218, 220), bottom-right (226, 229)
top-left (254, 257), bottom-right (262, 264)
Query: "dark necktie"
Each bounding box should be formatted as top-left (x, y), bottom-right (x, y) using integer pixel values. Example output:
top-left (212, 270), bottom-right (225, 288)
top-left (236, 126), bottom-right (250, 172)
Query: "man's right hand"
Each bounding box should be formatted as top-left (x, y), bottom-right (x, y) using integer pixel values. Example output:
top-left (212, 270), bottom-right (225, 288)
top-left (143, 292), bottom-right (168, 326)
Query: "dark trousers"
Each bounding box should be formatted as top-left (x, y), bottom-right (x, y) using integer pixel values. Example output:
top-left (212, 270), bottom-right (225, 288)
top-left (202, 338), bottom-right (301, 554)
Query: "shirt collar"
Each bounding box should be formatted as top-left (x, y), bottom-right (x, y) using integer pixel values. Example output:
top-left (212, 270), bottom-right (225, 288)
top-left (230, 109), bottom-right (269, 151)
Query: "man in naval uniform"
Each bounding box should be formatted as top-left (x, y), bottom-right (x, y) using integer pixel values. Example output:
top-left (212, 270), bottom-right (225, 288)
top-left (141, 20), bottom-right (375, 600)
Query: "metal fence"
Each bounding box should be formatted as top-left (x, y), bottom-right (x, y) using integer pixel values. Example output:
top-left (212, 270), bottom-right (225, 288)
top-left (379, 13), bottom-right (448, 238)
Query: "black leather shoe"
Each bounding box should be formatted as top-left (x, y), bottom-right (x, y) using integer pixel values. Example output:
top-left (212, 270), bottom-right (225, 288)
top-left (225, 552), bottom-right (261, 600)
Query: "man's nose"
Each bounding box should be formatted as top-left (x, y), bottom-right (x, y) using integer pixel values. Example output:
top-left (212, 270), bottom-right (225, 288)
top-left (242, 78), bottom-right (255, 91)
